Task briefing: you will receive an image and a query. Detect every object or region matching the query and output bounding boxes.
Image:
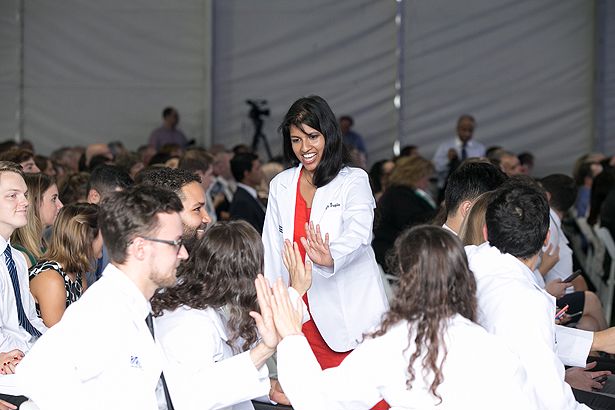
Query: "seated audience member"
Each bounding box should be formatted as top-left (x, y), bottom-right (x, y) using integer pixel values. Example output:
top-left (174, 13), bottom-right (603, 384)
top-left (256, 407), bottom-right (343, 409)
top-left (58, 172), bottom-right (90, 206)
top-left (442, 160), bottom-right (507, 235)
top-left (12, 174), bottom-right (63, 267)
top-left (368, 159), bottom-right (395, 201)
top-left (29, 204), bottom-right (101, 327)
top-left (114, 152), bottom-right (145, 179)
top-left (372, 156), bottom-right (437, 271)
top-left (50, 147), bottom-right (81, 174)
top-left (210, 148), bottom-right (236, 221)
top-left (489, 149), bottom-right (522, 176)
top-left (178, 148), bottom-right (217, 223)
top-left (229, 153), bottom-right (266, 234)
top-left (33, 155), bottom-right (56, 178)
top-left (399, 145), bottom-right (418, 157)
top-left (0, 162), bottom-right (46, 408)
top-left (17, 185), bottom-right (188, 410)
top-left (432, 114), bottom-right (485, 190)
top-left (539, 174), bottom-right (607, 331)
top-left (0, 149), bottom-right (40, 173)
top-left (267, 225), bottom-right (534, 410)
top-left (574, 154), bottom-right (606, 218)
top-left (466, 179), bottom-right (615, 410)
top-left (80, 143), bottom-right (113, 172)
top-left (85, 164), bottom-right (133, 285)
top-left (460, 188), bottom-right (606, 333)
top-left (137, 167), bottom-right (211, 252)
top-left (518, 152), bottom-right (534, 175)
top-left (149, 107), bottom-right (189, 150)
top-left (587, 169), bottom-right (615, 227)
top-left (258, 159), bottom-right (284, 203)
top-left (339, 115), bottom-right (367, 159)
top-left (152, 221), bottom-right (290, 409)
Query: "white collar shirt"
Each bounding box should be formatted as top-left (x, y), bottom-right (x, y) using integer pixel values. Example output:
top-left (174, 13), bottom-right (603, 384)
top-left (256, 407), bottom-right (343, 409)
top-left (544, 209), bottom-right (574, 288)
top-left (466, 242), bottom-right (589, 410)
top-left (17, 263), bottom-right (164, 410)
top-left (432, 137), bottom-right (486, 187)
top-left (0, 235), bottom-right (46, 353)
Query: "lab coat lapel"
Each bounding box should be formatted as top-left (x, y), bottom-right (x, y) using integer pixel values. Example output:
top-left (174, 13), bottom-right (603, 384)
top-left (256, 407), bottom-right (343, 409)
top-left (277, 165), bottom-right (301, 240)
top-left (310, 167), bottom-right (347, 225)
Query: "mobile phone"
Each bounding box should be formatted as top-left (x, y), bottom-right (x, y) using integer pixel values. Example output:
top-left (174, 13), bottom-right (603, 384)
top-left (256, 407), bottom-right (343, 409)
top-left (563, 269), bottom-right (582, 283)
top-left (593, 375), bottom-right (608, 383)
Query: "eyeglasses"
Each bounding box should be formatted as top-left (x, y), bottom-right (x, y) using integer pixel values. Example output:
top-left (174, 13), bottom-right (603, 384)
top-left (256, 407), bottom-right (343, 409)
top-left (140, 236), bottom-right (184, 255)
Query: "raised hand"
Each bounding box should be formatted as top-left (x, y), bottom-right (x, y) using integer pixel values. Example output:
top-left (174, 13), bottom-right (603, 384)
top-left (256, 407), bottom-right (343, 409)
top-left (270, 278), bottom-right (304, 339)
top-left (282, 240), bottom-right (312, 296)
top-left (300, 222), bottom-right (333, 268)
top-left (249, 275), bottom-right (280, 350)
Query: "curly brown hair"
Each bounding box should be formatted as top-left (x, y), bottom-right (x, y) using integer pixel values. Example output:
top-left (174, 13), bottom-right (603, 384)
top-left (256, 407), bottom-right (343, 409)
top-left (151, 220), bottom-right (263, 353)
top-left (373, 225), bottom-right (477, 402)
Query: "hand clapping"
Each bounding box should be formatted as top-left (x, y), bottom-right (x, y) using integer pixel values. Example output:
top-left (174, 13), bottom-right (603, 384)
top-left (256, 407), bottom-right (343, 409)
top-left (282, 240), bottom-right (312, 296)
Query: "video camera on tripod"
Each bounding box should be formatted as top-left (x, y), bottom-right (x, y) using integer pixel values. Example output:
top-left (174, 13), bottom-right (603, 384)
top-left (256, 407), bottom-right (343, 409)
top-left (246, 99), bottom-right (272, 160)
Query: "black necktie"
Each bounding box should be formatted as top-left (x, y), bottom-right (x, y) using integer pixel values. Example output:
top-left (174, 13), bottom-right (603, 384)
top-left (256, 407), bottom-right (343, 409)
top-left (4, 245), bottom-right (41, 337)
top-left (145, 313), bottom-right (175, 410)
top-left (461, 142), bottom-right (468, 161)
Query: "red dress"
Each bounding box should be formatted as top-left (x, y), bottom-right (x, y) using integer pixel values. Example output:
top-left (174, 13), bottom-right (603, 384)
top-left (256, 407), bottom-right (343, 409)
top-left (293, 172), bottom-right (389, 410)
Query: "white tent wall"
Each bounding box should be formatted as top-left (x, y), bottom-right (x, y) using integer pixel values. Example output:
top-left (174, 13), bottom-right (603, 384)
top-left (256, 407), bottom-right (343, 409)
top-left (0, 0), bottom-right (20, 142)
top-left (212, 0), bottom-right (398, 161)
top-left (21, 0), bottom-right (212, 154)
top-left (400, 0), bottom-right (594, 177)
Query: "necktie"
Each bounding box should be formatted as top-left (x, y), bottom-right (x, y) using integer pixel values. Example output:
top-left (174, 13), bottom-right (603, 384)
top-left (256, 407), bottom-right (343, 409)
top-left (4, 245), bottom-right (41, 337)
top-left (461, 142), bottom-right (468, 161)
top-left (145, 313), bottom-right (175, 410)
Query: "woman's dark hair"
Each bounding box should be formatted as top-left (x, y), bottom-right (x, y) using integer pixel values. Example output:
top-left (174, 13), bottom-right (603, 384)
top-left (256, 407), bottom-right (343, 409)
top-left (588, 169), bottom-right (615, 225)
top-left (151, 220), bottom-right (263, 353)
top-left (369, 159), bottom-right (391, 195)
top-left (372, 225), bottom-right (477, 403)
top-left (279, 95), bottom-right (351, 187)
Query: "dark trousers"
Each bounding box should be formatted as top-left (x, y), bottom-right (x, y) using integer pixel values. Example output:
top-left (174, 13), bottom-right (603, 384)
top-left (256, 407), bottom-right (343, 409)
top-left (0, 394), bottom-right (28, 408)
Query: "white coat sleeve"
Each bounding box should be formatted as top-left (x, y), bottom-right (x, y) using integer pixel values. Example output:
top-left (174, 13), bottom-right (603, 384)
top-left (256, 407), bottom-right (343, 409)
top-left (555, 325), bottom-right (593, 367)
top-left (276, 335), bottom-right (382, 410)
top-left (495, 293), bottom-right (589, 410)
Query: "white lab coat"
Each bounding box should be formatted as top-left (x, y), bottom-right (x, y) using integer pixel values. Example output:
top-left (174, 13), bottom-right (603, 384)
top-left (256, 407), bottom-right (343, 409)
top-left (466, 242), bottom-right (590, 410)
top-left (17, 264), bottom-right (163, 410)
top-left (263, 165), bottom-right (388, 352)
top-left (155, 306), bottom-right (270, 410)
top-left (276, 315), bottom-right (535, 410)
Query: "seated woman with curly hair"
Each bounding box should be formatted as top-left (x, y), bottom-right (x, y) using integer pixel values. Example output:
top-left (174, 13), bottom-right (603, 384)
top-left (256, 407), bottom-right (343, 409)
top-left (152, 220), bottom-right (305, 410)
top-left (266, 225), bottom-right (536, 410)
top-left (28, 203), bottom-right (102, 327)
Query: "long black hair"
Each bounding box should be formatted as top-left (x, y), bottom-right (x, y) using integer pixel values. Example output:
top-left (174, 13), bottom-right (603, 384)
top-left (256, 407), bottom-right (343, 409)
top-left (280, 95), bottom-right (351, 187)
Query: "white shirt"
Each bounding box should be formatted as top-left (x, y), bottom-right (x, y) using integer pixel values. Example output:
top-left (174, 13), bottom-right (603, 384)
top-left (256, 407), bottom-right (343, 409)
top-left (0, 236), bottom-right (46, 352)
top-left (466, 242), bottom-right (589, 410)
top-left (544, 209), bottom-right (575, 290)
top-left (432, 137), bottom-right (486, 187)
top-left (263, 165), bottom-right (388, 352)
top-left (277, 315), bottom-right (534, 410)
top-left (17, 264), bottom-right (164, 410)
top-left (155, 306), bottom-right (270, 410)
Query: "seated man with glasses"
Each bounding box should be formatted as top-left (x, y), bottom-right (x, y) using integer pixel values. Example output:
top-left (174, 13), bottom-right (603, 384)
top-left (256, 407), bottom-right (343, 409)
top-left (17, 185), bottom-right (188, 410)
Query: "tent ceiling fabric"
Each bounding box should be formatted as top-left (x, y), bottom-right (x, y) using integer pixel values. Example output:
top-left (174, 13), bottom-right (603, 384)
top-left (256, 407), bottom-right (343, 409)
top-left (0, 0), bottom-right (604, 176)
top-left (401, 0), bottom-right (594, 177)
top-left (212, 0), bottom-right (398, 161)
top-left (21, 0), bottom-right (210, 153)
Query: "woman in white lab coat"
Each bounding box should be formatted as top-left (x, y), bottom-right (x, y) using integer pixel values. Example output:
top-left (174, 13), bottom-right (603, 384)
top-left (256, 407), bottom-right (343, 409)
top-left (262, 95), bottom-right (388, 372)
top-left (151, 221), bottom-right (282, 410)
top-left (267, 225), bottom-right (535, 410)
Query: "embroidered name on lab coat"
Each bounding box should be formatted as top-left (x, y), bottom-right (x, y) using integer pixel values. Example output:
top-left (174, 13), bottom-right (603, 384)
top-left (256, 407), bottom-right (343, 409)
top-left (325, 202), bottom-right (341, 210)
top-left (130, 355), bottom-right (142, 369)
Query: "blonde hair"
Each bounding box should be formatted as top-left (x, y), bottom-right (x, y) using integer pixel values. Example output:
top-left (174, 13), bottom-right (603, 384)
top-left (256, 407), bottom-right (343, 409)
top-left (459, 191), bottom-right (495, 246)
top-left (388, 156), bottom-right (434, 188)
top-left (12, 173), bottom-right (54, 260)
top-left (43, 203), bottom-right (99, 273)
